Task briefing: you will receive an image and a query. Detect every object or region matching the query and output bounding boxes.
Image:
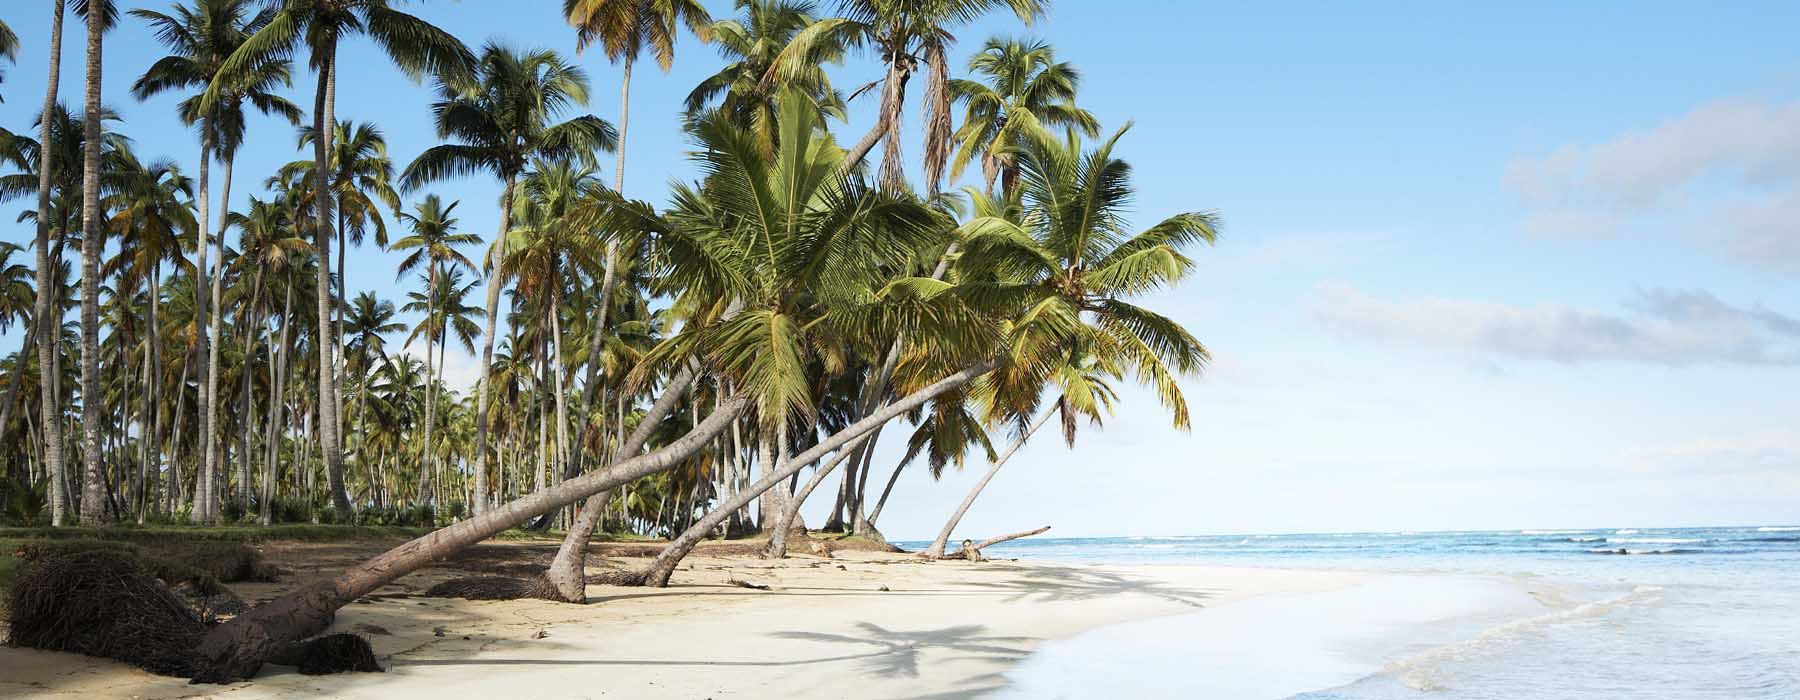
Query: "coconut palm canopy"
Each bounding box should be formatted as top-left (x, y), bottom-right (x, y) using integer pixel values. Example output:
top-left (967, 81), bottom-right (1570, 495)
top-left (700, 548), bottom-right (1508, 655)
top-left (0, 1), bottom-right (1219, 681)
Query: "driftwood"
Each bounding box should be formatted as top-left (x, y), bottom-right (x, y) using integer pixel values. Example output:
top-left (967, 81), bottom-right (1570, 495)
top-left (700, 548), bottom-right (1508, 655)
top-left (944, 526), bottom-right (1051, 561)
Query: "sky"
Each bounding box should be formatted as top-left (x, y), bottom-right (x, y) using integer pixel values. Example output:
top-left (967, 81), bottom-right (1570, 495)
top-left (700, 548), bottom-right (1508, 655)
top-left (2, 1), bottom-right (1798, 538)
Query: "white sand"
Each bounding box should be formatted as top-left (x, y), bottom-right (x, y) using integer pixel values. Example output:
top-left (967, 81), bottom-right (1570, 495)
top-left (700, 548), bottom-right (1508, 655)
top-left (0, 550), bottom-right (1362, 699)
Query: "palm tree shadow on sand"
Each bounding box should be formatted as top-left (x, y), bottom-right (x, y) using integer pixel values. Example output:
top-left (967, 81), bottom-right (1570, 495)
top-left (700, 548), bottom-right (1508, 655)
top-left (768, 622), bottom-right (1034, 679)
top-left (963, 563), bottom-right (1219, 607)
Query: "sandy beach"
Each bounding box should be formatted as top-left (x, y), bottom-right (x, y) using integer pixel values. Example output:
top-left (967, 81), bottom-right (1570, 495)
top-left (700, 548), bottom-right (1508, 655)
top-left (0, 537), bottom-right (1361, 699)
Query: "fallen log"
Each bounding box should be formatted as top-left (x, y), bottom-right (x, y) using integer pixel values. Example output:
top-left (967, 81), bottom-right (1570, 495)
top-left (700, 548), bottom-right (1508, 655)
top-left (944, 526), bottom-right (1051, 561)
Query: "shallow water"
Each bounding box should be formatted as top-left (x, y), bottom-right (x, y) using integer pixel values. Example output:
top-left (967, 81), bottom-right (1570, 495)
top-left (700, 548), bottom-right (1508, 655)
top-left (899, 526), bottom-right (1800, 699)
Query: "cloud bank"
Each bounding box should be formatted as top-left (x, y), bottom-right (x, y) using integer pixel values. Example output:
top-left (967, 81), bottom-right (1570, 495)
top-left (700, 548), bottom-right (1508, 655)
top-left (1313, 282), bottom-right (1800, 366)
top-left (1504, 98), bottom-right (1800, 272)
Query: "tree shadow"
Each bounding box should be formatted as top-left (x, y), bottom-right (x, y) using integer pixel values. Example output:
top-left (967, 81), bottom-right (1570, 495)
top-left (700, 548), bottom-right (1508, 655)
top-left (963, 563), bottom-right (1219, 607)
top-left (768, 622), bottom-right (1034, 679)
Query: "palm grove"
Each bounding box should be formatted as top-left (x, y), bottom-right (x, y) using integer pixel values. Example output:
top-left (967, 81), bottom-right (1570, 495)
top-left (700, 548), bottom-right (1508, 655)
top-left (0, 0), bottom-right (1216, 679)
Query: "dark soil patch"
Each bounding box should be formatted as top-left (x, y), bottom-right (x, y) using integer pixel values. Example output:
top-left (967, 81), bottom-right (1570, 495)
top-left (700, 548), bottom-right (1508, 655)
top-left (270, 634), bottom-right (383, 675)
top-left (424, 575), bottom-right (555, 601)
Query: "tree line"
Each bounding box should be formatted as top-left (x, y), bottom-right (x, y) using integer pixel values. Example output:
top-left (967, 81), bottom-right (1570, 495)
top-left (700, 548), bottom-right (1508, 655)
top-left (0, 0), bottom-right (1217, 679)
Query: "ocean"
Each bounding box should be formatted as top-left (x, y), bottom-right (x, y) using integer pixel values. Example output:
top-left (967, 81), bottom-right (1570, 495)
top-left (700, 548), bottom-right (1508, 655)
top-left (900, 526), bottom-right (1800, 699)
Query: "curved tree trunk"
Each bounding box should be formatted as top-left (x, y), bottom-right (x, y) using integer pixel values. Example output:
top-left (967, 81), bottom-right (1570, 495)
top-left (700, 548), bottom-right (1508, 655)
top-left (765, 431), bottom-right (872, 558)
top-left (75, 1), bottom-right (105, 525)
top-left (639, 358), bottom-right (1003, 588)
top-left (35, 0), bottom-right (64, 526)
top-left (469, 177), bottom-right (514, 517)
top-left (541, 360), bottom-right (699, 601)
top-left (923, 407), bottom-right (1052, 558)
top-left (191, 393), bottom-right (752, 683)
top-left (311, 47), bottom-right (351, 514)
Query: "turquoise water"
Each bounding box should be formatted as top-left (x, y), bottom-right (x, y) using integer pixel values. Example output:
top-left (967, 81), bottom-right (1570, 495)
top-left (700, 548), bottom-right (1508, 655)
top-left (901, 526), bottom-right (1800, 699)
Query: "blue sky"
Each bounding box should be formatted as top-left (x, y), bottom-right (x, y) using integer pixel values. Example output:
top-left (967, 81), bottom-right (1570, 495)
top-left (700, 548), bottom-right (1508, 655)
top-left (3, 1), bottom-right (1798, 537)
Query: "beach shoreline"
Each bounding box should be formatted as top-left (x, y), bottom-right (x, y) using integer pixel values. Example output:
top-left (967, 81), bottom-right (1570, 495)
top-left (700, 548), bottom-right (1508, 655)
top-left (0, 540), bottom-right (1364, 699)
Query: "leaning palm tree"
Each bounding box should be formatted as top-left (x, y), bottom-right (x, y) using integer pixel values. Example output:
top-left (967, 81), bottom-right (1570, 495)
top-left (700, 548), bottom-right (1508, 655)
top-left (919, 127), bottom-right (1218, 552)
top-left (391, 195), bottom-right (478, 509)
top-left (187, 96), bottom-right (1002, 674)
top-left (948, 36), bottom-right (1097, 196)
top-left (400, 41), bottom-right (614, 517)
top-left (208, 0), bottom-right (476, 515)
top-left (771, 0), bottom-right (1045, 193)
top-left (131, 0), bottom-right (303, 522)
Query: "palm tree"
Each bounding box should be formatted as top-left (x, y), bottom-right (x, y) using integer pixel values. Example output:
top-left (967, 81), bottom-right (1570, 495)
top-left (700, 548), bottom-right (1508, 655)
top-left (920, 127), bottom-right (1218, 550)
top-left (33, 0), bottom-right (67, 526)
top-left (391, 195), bottom-right (477, 509)
top-left (131, 0), bottom-right (303, 522)
top-left (210, 0), bottom-right (477, 516)
top-left (948, 37), bottom-right (1097, 196)
top-left (921, 348), bottom-right (1117, 557)
top-left (685, 0), bottom-right (847, 136)
top-left (502, 158), bottom-right (610, 505)
top-left (773, 0), bottom-right (1045, 193)
top-left (0, 17), bottom-right (18, 101)
top-left (400, 41), bottom-right (614, 517)
top-left (75, 0), bottom-right (118, 525)
top-left (342, 290), bottom-right (402, 496)
top-left (563, 0), bottom-right (710, 193)
top-left (103, 151), bottom-right (195, 522)
top-left (284, 119), bottom-right (398, 463)
top-left (226, 196), bottom-right (309, 523)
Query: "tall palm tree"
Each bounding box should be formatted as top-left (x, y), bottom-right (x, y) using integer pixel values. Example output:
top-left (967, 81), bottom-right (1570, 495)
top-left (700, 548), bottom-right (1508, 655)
top-left (773, 0), bottom-right (1045, 193)
top-left (685, 0), bottom-right (847, 135)
top-left (33, 0), bottom-right (67, 526)
top-left (75, 0), bottom-right (118, 525)
top-left (226, 195), bottom-right (308, 523)
top-left (283, 119), bottom-right (398, 464)
top-left (342, 290), bottom-right (403, 492)
top-left (210, 0), bottom-right (476, 515)
top-left (131, 0), bottom-right (302, 522)
top-left (563, 0), bottom-right (710, 193)
top-left (948, 36), bottom-right (1097, 196)
top-left (502, 158), bottom-right (610, 504)
top-left (400, 41), bottom-right (614, 517)
top-left (391, 195), bottom-right (477, 509)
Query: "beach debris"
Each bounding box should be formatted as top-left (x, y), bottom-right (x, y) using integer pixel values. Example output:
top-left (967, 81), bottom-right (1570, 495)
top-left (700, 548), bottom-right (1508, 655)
top-left (878, 585), bottom-right (891, 592)
top-left (353, 623), bottom-right (393, 636)
top-left (533, 629), bottom-right (551, 639)
top-left (424, 575), bottom-right (556, 601)
top-left (727, 577), bottom-right (772, 590)
top-left (433, 626), bottom-right (448, 637)
top-left (4, 549), bottom-right (206, 677)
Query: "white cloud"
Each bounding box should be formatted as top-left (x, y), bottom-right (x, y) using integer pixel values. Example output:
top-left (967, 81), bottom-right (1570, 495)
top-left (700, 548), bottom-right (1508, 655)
top-left (1312, 281), bottom-right (1800, 366)
top-left (1504, 98), bottom-right (1800, 271)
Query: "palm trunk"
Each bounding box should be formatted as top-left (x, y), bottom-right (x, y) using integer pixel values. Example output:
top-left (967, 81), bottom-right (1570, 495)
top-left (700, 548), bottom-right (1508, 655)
top-left (241, 269), bottom-right (265, 523)
top-left (191, 391), bottom-right (752, 682)
top-left (0, 322), bottom-right (37, 448)
top-left (30, 0), bottom-right (63, 525)
top-left (639, 357), bottom-right (1003, 587)
top-left (469, 177), bottom-right (514, 517)
top-left (266, 275), bottom-right (294, 517)
top-left (766, 430), bottom-right (872, 558)
top-left (189, 127), bottom-right (214, 522)
top-left (542, 361), bottom-right (700, 601)
top-left (923, 407), bottom-right (1053, 558)
top-left (418, 264), bottom-right (438, 508)
top-left (210, 156), bottom-right (235, 515)
top-left (75, 2), bottom-right (105, 525)
top-left (548, 277), bottom-right (572, 502)
top-left (311, 45), bottom-right (351, 514)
